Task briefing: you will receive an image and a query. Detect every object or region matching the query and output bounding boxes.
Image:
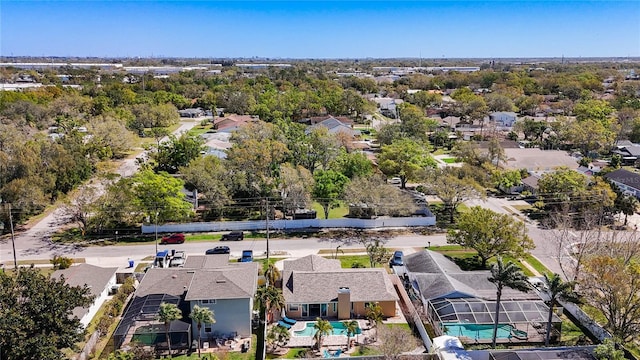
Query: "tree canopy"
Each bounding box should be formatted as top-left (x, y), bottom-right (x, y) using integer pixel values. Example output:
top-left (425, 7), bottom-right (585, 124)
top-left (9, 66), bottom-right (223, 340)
top-left (447, 206), bottom-right (534, 268)
top-left (0, 267), bottom-right (94, 360)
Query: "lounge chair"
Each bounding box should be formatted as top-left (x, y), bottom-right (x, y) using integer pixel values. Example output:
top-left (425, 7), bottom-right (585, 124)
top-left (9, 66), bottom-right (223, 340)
top-left (323, 349), bottom-right (332, 358)
top-left (277, 320), bottom-right (292, 329)
top-left (282, 316), bottom-right (297, 325)
top-left (333, 349), bottom-right (342, 357)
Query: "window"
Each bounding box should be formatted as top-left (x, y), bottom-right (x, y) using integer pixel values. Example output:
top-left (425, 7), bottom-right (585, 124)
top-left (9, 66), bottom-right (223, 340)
top-left (302, 304), bottom-right (309, 317)
top-left (205, 324), bottom-right (212, 333)
top-left (332, 303), bottom-right (337, 313)
top-left (289, 304), bottom-right (299, 311)
top-left (201, 299), bottom-right (216, 305)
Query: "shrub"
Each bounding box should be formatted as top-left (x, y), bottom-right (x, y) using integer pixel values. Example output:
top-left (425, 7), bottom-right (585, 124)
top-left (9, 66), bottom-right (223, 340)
top-left (51, 255), bottom-right (73, 269)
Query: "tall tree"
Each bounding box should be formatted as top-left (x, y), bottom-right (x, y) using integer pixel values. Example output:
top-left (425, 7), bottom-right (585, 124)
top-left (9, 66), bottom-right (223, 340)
top-left (313, 318), bottom-right (333, 350)
top-left (266, 325), bottom-right (291, 353)
top-left (365, 302), bottom-right (384, 340)
top-left (256, 286), bottom-right (285, 323)
top-left (542, 273), bottom-right (580, 346)
top-left (424, 168), bottom-right (484, 223)
top-left (329, 150), bottom-right (373, 179)
top-left (189, 305), bottom-right (215, 358)
top-left (130, 169), bottom-right (193, 223)
top-left (156, 302), bottom-right (182, 358)
top-left (377, 325), bottom-right (419, 360)
top-left (278, 163), bottom-right (314, 216)
top-left (344, 175), bottom-right (417, 218)
top-left (312, 170), bottom-right (349, 219)
top-left (581, 255), bottom-right (640, 343)
top-left (488, 258), bottom-right (531, 348)
top-left (378, 138), bottom-right (436, 189)
top-left (180, 155), bottom-right (231, 214)
top-left (343, 320), bottom-right (359, 350)
top-left (448, 206), bottom-right (534, 268)
top-left (152, 133), bottom-right (205, 174)
top-left (0, 268), bottom-right (94, 360)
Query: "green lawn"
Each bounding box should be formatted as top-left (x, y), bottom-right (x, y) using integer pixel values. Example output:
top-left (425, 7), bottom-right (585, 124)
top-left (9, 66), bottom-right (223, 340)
top-left (350, 345), bottom-right (381, 356)
top-left (332, 255), bottom-right (377, 269)
top-left (267, 347), bottom-right (308, 359)
top-left (523, 254), bottom-right (552, 276)
top-left (188, 124), bottom-right (215, 137)
top-left (170, 334), bottom-right (257, 360)
top-left (312, 201), bottom-right (349, 219)
top-left (440, 157), bottom-right (458, 164)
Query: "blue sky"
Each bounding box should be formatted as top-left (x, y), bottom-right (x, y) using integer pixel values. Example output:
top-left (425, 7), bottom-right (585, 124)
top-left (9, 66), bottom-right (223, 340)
top-left (1, 1), bottom-right (639, 58)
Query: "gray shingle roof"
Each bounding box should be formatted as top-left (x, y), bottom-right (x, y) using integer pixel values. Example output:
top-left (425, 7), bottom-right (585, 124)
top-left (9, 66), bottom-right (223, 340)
top-left (52, 264), bottom-right (118, 320)
top-left (406, 251), bottom-right (536, 301)
top-left (283, 268), bottom-right (398, 303)
top-left (136, 261), bottom-right (258, 300)
top-left (52, 264), bottom-right (117, 298)
top-left (605, 168), bottom-right (640, 192)
top-left (185, 263), bottom-right (258, 300)
top-left (183, 254), bottom-right (230, 269)
top-left (283, 255), bottom-right (342, 272)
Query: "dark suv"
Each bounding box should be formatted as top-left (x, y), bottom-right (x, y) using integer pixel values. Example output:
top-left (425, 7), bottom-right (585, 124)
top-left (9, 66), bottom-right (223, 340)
top-left (389, 251), bottom-right (404, 267)
top-left (221, 231), bottom-right (244, 241)
top-left (160, 233), bottom-right (185, 245)
top-left (206, 246), bottom-right (230, 255)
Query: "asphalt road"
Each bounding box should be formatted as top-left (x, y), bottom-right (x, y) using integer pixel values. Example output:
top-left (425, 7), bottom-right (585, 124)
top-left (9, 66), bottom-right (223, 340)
top-left (0, 118), bottom-right (203, 267)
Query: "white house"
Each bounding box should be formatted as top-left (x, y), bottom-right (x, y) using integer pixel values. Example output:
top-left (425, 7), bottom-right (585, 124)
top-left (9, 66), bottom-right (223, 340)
top-left (52, 264), bottom-right (118, 328)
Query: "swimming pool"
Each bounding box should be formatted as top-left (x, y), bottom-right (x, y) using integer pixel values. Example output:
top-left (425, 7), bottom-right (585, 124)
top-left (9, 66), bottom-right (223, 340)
top-left (442, 323), bottom-right (514, 339)
top-left (293, 321), bottom-right (362, 337)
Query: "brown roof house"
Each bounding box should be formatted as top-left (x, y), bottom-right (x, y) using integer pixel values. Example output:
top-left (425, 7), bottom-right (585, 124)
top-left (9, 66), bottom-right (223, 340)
top-left (113, 254), bottom-right (258, 352)
top-left (213, 114), bottom-right (259, 132)
top-left (52, 263), bottom-right (118, 328)
top-left (282, 255), bottom-right (398, 320)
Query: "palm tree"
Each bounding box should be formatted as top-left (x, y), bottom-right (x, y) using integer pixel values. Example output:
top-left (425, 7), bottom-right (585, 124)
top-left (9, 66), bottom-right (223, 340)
top-left (189, 305), bottom-right (215, 358)
top-left (343, 320), bottom-right (359, 350)
top-left (365, 302), bottom-right (384, 340)
top-left (542, 273), bottom-right (580, 346)
top-left (488, 258), bottom-right (531, 349)
top-left (313, 318), bottom-right (333, 350)
top-left (156, 302), bottom-right (183, 358)
top-left (264, 263), bottom-right (281, 287)
top-left (267, 324), bottom-right (291, 352)
top-left (256, 285), bottom-right (285, 323)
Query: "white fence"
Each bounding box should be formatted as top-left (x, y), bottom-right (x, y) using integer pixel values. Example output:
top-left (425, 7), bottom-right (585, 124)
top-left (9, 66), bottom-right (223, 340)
top-left (141, 216), bottom-right (436, 234)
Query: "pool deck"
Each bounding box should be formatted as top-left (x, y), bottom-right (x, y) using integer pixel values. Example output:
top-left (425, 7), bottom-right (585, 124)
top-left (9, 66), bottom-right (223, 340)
top-left (284, 319), bottom-right (374, 348)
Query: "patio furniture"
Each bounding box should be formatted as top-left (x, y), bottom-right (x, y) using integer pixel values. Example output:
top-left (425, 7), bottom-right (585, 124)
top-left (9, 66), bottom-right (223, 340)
top-left (278, 320), bottom-right (292, 329)
top-left (323, 349), bottom-right (332, 358)
top-left (282, 316), bottom-right (297, 325)
top-left (333, 349), bottom-right (342, 357)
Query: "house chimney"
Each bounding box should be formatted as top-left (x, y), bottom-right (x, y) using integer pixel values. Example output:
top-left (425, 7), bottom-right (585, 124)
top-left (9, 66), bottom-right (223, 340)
top-left (338, 287), bottom-right (351, 320)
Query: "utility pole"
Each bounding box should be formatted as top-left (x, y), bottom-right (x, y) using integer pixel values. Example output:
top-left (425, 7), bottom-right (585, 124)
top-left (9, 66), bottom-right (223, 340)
top-left (9, 204), bottom-right (16, 270)
top-left (154, 210), bottom-right (159, 256)
top-left (265, 198), bottom-right (270, 262)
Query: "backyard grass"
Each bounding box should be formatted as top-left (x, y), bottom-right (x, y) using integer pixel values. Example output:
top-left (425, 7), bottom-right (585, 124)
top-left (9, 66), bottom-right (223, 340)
top-left (312, 201), bottom-right (349, 219)
top-left (429, 245), bottom-right (534, 274)
top-left (266, 347), bottom-right (308, 359)
top-left (559, 314), bottom-right (590, 345)
top-left (350, 345), bottom-right (381, 356)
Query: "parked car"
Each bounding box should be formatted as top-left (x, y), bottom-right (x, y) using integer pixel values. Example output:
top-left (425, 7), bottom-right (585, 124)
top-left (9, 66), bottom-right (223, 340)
top-left (160, 233), bottom-right (185, 245)
top-left (390, 177), bottom-right (402, 185)
top-left (389, 250), bottom-right (404, 266)
top-left (206, 246), bottom-right (230, 255)
top-left (170, 251), bottom-right (186, 267)
top-left (240, 250), bottom-right (253, 262)
top-left (221, 231), bottom-right (244, 241)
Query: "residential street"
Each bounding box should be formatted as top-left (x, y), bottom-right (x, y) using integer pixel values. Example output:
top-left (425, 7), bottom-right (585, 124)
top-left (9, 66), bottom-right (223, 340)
top-left (0, 118), bottom-right (203, 267)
